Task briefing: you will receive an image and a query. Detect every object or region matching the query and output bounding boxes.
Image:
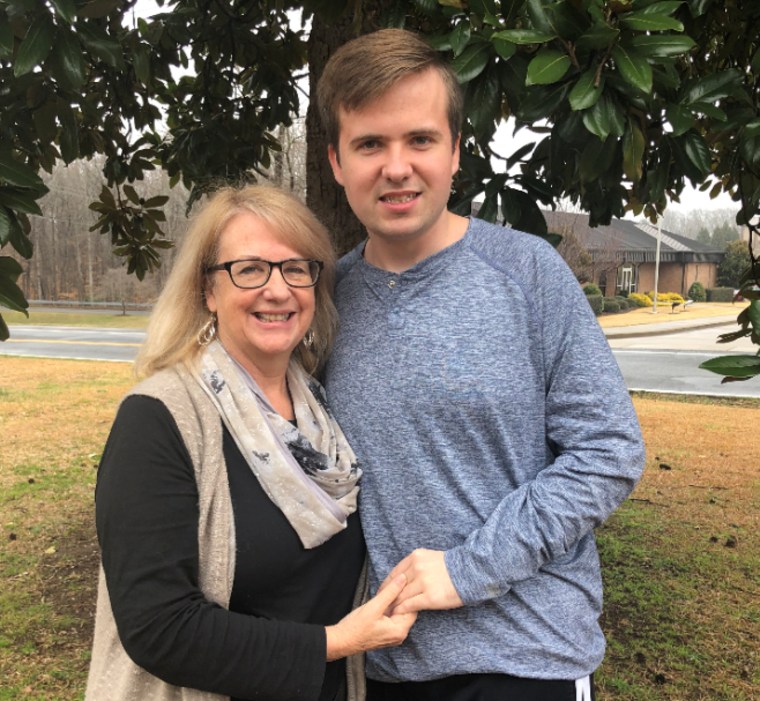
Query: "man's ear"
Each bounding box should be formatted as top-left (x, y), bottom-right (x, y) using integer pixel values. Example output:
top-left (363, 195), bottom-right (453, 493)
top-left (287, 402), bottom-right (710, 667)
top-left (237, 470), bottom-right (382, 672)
top-left (328, 144), bottom-right (344, 186)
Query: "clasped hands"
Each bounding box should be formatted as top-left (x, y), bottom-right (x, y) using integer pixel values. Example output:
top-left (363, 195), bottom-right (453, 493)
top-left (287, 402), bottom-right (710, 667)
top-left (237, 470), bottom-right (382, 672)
top-left (325, 548), bottom-right (463, 660)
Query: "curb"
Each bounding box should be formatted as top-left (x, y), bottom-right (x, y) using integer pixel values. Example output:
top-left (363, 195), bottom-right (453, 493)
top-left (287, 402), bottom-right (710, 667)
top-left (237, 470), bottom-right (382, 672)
top-left (603, 318), bottom-right (737, 340)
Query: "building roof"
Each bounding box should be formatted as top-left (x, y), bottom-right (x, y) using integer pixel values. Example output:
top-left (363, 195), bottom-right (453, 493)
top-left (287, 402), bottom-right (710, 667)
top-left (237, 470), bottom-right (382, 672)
top-left (542, 210), bottom-right (724, 264)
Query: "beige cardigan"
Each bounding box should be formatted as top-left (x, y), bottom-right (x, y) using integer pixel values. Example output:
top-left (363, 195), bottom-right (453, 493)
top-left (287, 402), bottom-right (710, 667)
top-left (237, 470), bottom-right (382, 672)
top-left (85, 365), bottom-right (366, 701)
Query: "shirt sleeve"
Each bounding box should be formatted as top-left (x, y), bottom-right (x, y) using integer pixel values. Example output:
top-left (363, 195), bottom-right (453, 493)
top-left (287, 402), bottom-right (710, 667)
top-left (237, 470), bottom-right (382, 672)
top-left (96, 395), bottom-right (326, 700)
top-left (444, 241), bottom-right (646, 605)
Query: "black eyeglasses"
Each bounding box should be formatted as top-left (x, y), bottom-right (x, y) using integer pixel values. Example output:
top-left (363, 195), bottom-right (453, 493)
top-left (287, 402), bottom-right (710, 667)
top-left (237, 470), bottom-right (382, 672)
top-left (206, 258), bottom-right (323, 289)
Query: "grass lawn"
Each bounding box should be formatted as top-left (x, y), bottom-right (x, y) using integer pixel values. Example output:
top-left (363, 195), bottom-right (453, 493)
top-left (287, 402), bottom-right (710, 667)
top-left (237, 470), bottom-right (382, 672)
top-left (0, 357), bottom-right (758, 700)
top-left (3, 309), bottom-right (149, 330)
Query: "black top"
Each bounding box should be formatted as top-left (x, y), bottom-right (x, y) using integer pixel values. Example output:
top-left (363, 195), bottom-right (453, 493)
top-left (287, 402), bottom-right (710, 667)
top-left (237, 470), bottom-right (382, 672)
top-left (96, 395), bottom-right (365, 701)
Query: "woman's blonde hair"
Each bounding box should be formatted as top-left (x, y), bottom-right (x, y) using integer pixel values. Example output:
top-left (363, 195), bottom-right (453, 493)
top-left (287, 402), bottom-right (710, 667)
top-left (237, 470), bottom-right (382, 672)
top-left (134, 184), bottom-right (337, 378)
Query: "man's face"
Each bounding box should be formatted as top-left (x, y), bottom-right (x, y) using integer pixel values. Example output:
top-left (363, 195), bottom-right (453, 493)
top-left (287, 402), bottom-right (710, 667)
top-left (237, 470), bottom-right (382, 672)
top-left (328, 68), bottom-right (460, 254)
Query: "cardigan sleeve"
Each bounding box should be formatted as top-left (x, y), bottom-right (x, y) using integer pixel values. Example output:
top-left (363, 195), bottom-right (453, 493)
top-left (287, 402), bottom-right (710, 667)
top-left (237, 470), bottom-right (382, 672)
top-left (95, 395), bottom-right (326, 700)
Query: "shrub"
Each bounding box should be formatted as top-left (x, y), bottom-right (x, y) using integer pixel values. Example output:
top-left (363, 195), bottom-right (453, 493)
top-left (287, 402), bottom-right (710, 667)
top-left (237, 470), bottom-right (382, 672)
top-left (583, 283), bottom-right (602, 296)
top-left (706, 287), bottom-right (735, 302)
top-left (586, 294), bottom-right (604, 316)
top-left (646, 291), bottom-right (685, 305)
top-left (628, 293), bottom-right (653, 307)
top-left (602, 297), bottom-right (621, 313)
top-left (615, 295), bottom-right (631, 309)
top-left (687, 281), bottom-right (706, 302)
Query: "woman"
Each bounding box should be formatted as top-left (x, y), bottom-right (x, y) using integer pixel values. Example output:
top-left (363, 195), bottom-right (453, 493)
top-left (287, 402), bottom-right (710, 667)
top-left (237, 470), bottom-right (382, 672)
top-left (85, 185), bottom-right (415, 701)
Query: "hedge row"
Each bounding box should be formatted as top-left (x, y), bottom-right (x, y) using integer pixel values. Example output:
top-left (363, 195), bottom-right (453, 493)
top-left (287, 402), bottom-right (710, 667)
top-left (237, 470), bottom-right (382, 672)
top-left (706, 287), bottom-right (735, 302)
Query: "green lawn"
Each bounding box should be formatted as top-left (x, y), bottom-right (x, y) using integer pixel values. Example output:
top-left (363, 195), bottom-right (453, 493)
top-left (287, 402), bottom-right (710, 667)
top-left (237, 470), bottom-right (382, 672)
top-left (1, 358), bottom-right (758, 700)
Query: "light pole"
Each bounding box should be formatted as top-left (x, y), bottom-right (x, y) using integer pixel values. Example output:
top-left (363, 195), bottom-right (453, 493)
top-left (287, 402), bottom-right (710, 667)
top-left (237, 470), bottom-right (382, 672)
top-left (652, 218), bottom-right (662, 313)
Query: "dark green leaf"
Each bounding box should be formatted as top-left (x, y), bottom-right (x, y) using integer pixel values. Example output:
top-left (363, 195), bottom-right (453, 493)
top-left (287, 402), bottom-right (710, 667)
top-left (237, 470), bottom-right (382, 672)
top-left (518, 82), bottom-right (571, 122)
top-left (50, 0), bottom-right (77, 24)
top-left (630, 34), bottom-right (696, 58)
top-left (635, 2), bottom-right (685, 14)
top-left (501, 187), bottom-right (547, 235)
top-left (620, 12), bottom-right (684, 31)
top-left (491, 34), bottom-right (516, 60)
top-left (78, 0), bottom-right (121, 19)
top-left (0, 156), bottom-right (45, 189)
top-left (0, 260), bottom-right (29, 313)
top-left (0, 17), bottom-right (13, 57)
top-left (682, 131), bottom-right (711, 177)
top-left (575, 22), bottom-right (619, 51)
top-left (580, 136), bottom-right (618, 182)
top-left (450, 21), bottom-right (471, 57)
top-left (612, 45), bottom-right (653, 93)
top-left (526, 50), bottom-right (571, 86)
top-left (0, 256), bottom-right (23, 281)
top-left (451, 42), bottom-right (490, 83)
top-left (687, 100), bottom-right (727, 121)
top-left (683, 69), bottom-right (742, 106)
top-left (144, 195), bottom-right (170, 208)
top-left (77, 22), bottom-right (126, 70)
top-left (623, 121), bottom-right (645, 181)
top-left (699, 354), bottom-right (760, 378)
top-left (0, 188), bottom-right (44, 216)
top-left (467, 69), bottom-right (501, 135)
top-left (413, 0), bottom-right (439, 14)
top-left (51, 27), bottom-right (86, 89)
top-left (0, 207), bottom-right (11, 246)
top-left (743, 118), bottom-right (760, 139)
top-left (59, 103), bottom-right (80, 163)
top-left (583, 93), bottom-right (625, 140)
top-left (132, 43), bottom-right (151, 84)
top-left (492, 29), bottom-right (557, 45)
top-left (527, 0), bottom-right (553, 34)
top-left (748, 299), bottom-right (760, 333)
top-left (665, 104), bottom-right (695, 136)
top-left (123, 184), bottom-right (140, 204)
top-left (546, 1), bottom-right (590, 40)
top-left (477, 193), bottom-right (499, 222)
top-left (14, 13), bottom-right (56, 77)
top-left (569, 68), bottom-right (604, 111)
top-left (717, 328), bottom-right (752, 344)
top-left (8, 217), bottom-right (33, 258)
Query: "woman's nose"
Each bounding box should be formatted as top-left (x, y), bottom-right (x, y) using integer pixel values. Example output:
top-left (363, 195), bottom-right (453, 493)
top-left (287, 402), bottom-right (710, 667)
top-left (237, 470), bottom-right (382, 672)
top-left (261, 266), bottom-right (291, 296)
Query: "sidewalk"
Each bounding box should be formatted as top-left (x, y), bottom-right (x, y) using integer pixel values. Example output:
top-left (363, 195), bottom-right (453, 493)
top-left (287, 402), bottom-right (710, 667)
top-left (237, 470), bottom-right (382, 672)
top-left (598, 302), bottom-right (747, 339)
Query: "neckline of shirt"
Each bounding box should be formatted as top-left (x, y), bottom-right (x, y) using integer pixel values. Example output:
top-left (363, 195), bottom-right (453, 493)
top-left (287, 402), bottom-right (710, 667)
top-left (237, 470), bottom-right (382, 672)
top-left (358, 218), bottom-right (474, 283)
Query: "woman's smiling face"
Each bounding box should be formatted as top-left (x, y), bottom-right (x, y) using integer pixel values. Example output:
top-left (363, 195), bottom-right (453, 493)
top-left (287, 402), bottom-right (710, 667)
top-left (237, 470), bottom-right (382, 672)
top-left (205, 211), bottom-right (316, 379)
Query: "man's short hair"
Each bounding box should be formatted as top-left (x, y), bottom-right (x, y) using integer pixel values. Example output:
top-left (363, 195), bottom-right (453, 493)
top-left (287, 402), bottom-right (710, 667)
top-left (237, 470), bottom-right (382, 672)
top-left (316, 28), bottom-right (463, 150)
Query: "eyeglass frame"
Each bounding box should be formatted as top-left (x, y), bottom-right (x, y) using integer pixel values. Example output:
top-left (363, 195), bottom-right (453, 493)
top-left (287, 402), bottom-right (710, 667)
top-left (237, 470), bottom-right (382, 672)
top-left (205, 258), bottom-right (324, 289)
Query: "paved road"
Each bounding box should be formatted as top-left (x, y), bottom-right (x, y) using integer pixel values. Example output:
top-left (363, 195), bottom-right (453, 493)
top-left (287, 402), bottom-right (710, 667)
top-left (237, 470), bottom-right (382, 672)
top-left (3, 323), bottom-right (759, 398)
top-left (1, 326), bottom-right (143, 363)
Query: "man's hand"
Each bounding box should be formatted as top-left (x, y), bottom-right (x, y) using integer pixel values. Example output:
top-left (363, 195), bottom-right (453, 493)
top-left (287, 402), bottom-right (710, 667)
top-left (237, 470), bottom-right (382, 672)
top-left (379, 549), bottom-right (464, 615)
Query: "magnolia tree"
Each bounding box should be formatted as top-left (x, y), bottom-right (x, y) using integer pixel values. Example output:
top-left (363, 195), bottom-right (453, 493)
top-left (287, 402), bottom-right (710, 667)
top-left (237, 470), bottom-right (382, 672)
top-left (0, 0), bottom-right (758, 377)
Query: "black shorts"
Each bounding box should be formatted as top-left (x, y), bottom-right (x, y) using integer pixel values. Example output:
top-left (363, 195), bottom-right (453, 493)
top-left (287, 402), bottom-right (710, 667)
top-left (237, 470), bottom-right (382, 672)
top-left (366, 672), bottom-right (595, 701)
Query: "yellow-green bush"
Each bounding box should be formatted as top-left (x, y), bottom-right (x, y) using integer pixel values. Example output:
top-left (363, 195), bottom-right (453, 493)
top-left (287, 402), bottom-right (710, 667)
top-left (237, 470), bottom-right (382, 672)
top-left (646, 291), bottom-right (685, 304)
top-left (628, 293), bottom-right (653, 307)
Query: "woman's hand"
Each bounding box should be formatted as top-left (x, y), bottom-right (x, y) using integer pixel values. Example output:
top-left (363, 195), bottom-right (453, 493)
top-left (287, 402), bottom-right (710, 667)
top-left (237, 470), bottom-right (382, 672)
top-left (325, 574), bottom-right (417, 661)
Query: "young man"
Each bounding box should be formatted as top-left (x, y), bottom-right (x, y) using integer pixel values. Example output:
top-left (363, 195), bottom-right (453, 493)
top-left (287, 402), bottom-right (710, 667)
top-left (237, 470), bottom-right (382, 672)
top-left (318, 28), bottom-right (645, 701)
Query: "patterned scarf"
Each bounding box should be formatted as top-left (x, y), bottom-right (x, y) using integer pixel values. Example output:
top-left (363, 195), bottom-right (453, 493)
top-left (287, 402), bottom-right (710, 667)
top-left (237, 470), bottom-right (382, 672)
top-left (194, 340), bottom-right (361, 548)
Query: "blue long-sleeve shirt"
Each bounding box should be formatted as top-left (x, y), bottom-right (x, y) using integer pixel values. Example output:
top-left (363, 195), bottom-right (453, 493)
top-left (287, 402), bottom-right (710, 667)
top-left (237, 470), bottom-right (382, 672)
top-left (324, 217), bottom-right (645, 683)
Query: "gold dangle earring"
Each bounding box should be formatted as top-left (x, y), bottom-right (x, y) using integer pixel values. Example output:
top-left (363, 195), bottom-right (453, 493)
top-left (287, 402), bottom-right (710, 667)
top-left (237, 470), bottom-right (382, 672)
top-left (197, 312), bottom-right (217, 346)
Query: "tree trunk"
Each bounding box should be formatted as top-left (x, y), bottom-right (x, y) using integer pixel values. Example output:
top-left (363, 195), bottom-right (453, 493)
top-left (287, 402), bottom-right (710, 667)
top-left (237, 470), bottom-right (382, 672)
top-left (305, 1), bottom-right (393, 256)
